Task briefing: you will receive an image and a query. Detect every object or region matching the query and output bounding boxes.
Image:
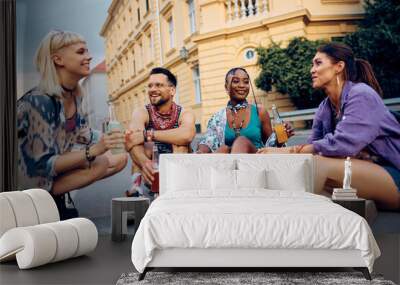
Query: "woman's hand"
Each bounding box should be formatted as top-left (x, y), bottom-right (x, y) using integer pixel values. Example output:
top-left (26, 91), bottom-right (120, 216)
top-left (284, 122), bottom-right (295, 138)
top-left (92, 130), bottom-right (125, 156)
top-left (257, 147), bottom-right (291, 154)
top-left (125, 129), bottom-right (145, 152)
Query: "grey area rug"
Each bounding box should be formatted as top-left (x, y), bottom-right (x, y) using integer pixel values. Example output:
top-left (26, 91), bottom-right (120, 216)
top-left (116, 271), bottom-right (396, 285)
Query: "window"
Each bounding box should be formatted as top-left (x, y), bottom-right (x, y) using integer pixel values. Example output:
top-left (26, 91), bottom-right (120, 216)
top-left (145, 0), bottom-right (150, 12)
top-left (244, 48), bottom-right (255, 61)
top-left (168, 17), bottom-right (174, 49)
top-left (137, 8), bottom-right (140, 24)
top-left (195, 123), bottom-right (201, 133)
top-left (188, 0), bottom-right (196, 34)
top-left (139, 42), bottom-right (144, 69)
top-left (193, 66), bottom-right (201, 104)
top-left (132, 53), bottom-right (136, 75)
top-left (331, 36), bottom-right (345, 42)
top-left (125, 55), bottom-right (129, 81)
top-left (147, 32), bottom-right (154, 61)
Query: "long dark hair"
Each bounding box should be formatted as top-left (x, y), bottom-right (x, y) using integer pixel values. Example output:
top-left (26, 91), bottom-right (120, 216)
top-left (225, 67), bottom-right (259, 114)
top-left (317, 42), bottom-right (383, 97)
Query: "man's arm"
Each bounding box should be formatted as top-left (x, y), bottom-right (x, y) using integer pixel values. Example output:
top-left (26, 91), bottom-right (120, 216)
top-left (153, 110), bottom-right (196, 146)
top-left (126, 108), bottom-right (157, 183)
top-left (127, 108), bottom-right (149, 169)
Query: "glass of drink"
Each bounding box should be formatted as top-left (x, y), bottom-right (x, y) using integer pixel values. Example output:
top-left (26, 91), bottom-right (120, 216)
top-left (151, 144), bottom-right (159, 193)
top-left (274, 123), bottom-right (288, 144)
top-left (271, 104), bottom-right (288, 144)
top-left (107, 104), bottom-right (125, 154)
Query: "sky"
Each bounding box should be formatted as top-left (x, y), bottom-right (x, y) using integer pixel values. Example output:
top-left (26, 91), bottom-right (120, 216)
top-left (16, 0), bottom-right (112, 97)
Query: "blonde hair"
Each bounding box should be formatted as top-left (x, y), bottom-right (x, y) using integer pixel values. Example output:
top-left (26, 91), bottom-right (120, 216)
top-left (34, 30), bottom-right (86, 97)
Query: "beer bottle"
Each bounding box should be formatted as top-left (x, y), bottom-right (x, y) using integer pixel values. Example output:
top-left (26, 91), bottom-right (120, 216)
top-left (271, 104), bottom-right (288, 144)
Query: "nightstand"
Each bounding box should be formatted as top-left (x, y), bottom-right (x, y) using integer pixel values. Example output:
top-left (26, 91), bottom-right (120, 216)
top-left (111, 197), bottom-right (150, 242)
top-left (332, 198), bottom-right (366, 218)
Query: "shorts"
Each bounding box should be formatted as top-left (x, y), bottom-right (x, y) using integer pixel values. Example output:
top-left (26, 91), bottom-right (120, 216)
top-left (382, 165), bottom-right (400, 192)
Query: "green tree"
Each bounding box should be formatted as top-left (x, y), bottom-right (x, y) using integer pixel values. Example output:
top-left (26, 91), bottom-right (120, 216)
top-left (256, 0), bottom-right (400, 109)
top-left (255, 37), bottom-right (326, 109)
top-left (344, 0), bottom-right (400, 98)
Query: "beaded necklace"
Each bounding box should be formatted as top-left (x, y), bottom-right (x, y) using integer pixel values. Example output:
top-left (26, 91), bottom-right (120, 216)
top-left (227, 100), bottom-right (248, 138)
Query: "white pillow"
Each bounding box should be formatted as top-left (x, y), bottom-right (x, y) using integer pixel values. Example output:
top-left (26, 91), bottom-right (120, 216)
top-left (211, 168), bottom-right (236, 190)
top-left (211, 169), bottom-right (268, 190)
top-left (167, 163), bottom-right (211, 191)
top-left (236, 169), bottom-right (267, 189)
top-left (165, 159), bottom-right (236, 192)
top-left (266, 161), bottom-right (308, 191)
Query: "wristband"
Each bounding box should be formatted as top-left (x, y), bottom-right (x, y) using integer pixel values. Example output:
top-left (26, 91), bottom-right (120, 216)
top-left (85, 145), bottom-right (96, 166)
top-left (143, 130), bottom-right (147, 142)
top-left (145, 129), bottom-right (154, 142)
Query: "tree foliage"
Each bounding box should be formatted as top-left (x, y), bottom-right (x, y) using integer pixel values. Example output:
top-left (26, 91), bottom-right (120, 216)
top-left (255, 37), bottom-right (326, 109)
top-left (256, 0), bottom-right (400, 109)
top-left (344, 0), bottom-right (400, 98)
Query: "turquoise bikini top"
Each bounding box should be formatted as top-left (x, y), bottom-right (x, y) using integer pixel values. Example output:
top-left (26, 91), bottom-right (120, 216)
top-left (225, 104), bottom-right (264, 149)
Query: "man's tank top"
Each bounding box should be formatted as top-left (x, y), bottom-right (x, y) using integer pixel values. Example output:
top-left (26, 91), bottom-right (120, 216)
top-left (145, 104), bottom-right (182, 154)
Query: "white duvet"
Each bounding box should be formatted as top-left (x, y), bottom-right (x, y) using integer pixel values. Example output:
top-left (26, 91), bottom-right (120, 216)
top-left (131, 190), bottom-right (380, 273)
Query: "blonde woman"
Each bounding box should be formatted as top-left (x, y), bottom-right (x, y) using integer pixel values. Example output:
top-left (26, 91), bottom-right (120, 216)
top-left (17, 30), bottom-right (127, 218)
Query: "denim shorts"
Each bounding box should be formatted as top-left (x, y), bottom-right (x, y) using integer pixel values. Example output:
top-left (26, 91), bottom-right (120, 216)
top-left (382, 165), bottom-right (400, 192)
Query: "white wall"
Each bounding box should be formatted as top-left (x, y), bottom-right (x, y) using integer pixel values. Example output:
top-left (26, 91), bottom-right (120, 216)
top-left (81, 72), bottom-right (108, 131)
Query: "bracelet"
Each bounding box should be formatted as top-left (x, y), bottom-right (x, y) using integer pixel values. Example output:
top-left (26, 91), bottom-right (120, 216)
top-left (144, 129), bottom-right (154, 142)
top-left (85, 145), bottom-right (96, 167)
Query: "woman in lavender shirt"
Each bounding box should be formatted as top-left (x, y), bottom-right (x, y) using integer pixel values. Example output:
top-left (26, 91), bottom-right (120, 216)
top-left (258, 43), bottom-right (400, 210)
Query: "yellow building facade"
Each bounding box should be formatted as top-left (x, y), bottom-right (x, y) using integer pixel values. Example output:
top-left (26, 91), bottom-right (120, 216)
top-left (100, 0), bottom-right (364, 130)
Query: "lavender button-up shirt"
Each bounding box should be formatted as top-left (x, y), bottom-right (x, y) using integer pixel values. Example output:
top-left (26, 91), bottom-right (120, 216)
top-left (308, 81), bottom-right (400, 170)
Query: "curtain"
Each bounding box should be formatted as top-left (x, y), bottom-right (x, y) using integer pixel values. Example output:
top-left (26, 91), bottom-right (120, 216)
top-left (0, 0), bottom-right (17, 192)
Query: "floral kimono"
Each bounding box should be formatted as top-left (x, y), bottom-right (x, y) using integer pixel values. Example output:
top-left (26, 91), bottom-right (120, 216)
top-left (17, 87), bottom-right (99, 191)
top-left (199, 106), bottom-right (278, 152)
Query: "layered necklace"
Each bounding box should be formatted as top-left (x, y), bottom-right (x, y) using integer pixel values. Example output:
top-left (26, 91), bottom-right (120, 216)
top-left (148, 102), bottom-right (180, 130)
top-left (227, 100), bottom-right (248, 138)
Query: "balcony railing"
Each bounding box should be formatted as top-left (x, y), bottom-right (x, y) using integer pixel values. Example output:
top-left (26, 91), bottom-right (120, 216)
top-left (226, 0), bottom-right (270, 22)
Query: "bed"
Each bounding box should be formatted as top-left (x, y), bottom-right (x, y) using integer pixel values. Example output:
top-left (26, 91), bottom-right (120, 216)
top-left (131, 154), bottom-right (380, 280)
